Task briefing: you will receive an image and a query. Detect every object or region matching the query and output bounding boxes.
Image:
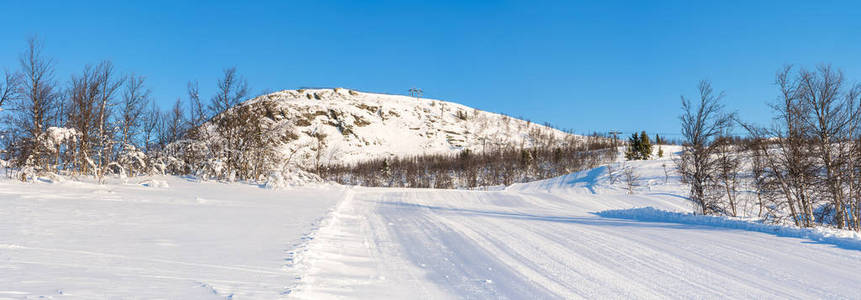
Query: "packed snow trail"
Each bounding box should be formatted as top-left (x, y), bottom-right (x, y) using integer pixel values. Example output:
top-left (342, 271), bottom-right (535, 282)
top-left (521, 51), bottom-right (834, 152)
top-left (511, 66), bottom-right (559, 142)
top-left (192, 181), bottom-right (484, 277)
top-left (293, 167), bottom-right (861, 299)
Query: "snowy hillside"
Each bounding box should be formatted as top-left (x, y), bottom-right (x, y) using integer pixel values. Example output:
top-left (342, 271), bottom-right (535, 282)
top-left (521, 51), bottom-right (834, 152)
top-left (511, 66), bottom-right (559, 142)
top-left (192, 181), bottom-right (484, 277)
top-left (201, 88), bottom-right (575, 167)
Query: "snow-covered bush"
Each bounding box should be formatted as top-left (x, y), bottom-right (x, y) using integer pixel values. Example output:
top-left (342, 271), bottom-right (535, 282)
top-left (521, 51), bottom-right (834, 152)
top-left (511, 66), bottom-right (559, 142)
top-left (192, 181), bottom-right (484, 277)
top-left (116, 144), bottom-right (147, 177)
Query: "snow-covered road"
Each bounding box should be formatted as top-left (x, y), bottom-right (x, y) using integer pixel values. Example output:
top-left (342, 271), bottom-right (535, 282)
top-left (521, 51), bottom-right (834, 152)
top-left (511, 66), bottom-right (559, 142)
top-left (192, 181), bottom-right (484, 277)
top-left (294, 187), bottom-right (861, 299)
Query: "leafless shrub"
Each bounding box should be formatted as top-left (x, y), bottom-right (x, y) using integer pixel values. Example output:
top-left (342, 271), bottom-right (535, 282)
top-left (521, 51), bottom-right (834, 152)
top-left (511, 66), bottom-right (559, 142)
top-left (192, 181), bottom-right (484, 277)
top-left (623, 165), bottom-right (639, 194)
top-left (323, 139), bottom-right (617, 189)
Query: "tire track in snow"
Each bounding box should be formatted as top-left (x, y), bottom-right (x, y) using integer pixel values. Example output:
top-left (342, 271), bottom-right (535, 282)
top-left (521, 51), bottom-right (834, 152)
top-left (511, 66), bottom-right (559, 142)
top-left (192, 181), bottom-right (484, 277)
top-left (288, 188), bottom-right (448, 299)
top-left (377, 190), bottom-right (556, 299)
top-left (366, 188), bottom-right (861, 299)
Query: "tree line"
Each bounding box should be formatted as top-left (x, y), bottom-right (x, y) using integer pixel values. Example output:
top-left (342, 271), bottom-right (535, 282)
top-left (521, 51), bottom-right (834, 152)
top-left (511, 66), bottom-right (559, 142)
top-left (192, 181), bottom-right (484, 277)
top-left (0, 37), bottom-right (611, 186)
top-left (678, 65), bottom-right (861, 231)
top-left (322, 134), bottom-right (617, 189)
top-left (0, 37), bottom-right (256, 182)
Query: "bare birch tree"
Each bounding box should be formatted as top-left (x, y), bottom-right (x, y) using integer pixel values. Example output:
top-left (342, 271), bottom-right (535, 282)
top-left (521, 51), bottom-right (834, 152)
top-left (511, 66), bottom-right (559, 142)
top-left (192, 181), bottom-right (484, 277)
top-left (209, 67), bottom-right (248, 116)
top-left (0, 71), bottom-right (18, 108)
top-left (678, 80), bottom-right (734, 214)
top-left (7, 37), bottom-right (61, 176)
top-left (187, 80), bottom-right (207, 128)
top-left (92, 61), bottom-right (124, 181)
top-left (796, 65), bottom-right (861, 229)
top-left (119, 74), bottom-right (150, 148)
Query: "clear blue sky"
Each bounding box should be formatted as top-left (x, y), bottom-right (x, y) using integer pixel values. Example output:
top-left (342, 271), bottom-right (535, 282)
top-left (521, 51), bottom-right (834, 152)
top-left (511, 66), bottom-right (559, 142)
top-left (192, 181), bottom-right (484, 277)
top-left (2, 0), bottom-right (859, 138)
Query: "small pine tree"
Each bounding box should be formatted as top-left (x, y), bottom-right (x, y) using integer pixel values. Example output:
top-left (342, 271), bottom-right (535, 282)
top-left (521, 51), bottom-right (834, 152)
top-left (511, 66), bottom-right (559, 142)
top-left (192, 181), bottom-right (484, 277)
top-left (625, 131), bottom-right (654, 160)
top-left (658, 145), bottom-right (664, 158)
top-left (638, 131), bottom-right (652, 159)
top-left (625, 133), bottom-right (641, 160)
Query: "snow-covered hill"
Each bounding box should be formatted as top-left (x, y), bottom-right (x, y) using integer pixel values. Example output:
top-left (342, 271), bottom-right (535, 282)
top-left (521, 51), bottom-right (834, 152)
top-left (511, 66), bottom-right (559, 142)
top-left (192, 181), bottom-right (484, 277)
top-left (203, 88), bottom-right (575, 167)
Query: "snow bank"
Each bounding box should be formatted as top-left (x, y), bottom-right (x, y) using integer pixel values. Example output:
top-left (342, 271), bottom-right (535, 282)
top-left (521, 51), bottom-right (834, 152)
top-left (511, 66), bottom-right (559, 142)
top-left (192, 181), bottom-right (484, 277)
top-left (596, 207), bottom-right (861, 250)
top-left (507, 165), bottom-right (608, 193)
top-left (139, 179), bottom-right (169, 188)
top-left (263, 169), bottom-right (322, 189)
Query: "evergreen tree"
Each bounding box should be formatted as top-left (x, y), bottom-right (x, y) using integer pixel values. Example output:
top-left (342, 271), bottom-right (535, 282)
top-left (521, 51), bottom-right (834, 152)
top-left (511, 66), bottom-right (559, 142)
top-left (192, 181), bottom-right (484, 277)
top-left (638, 131), bottom-right (652, 159)
top-left (625, 133), bottom-right (641, 160)
top-left (625, 131), bottom-right (654, 160)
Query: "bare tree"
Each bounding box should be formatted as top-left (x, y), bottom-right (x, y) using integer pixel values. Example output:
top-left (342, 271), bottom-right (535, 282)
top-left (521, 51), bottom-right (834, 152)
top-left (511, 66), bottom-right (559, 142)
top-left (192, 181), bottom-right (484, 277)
top-left (141, 101), bottom-right (162, 153)
top-left (66, 64), bottom-right (99, 175)
top-left (113, 74), bottom-right (151, 177)
top-left (662, 163), bottom-right (670, 184)
top-left (796, 65), bottom-right (860, 229)
top-left (745, 138), bottom-right (768, 218)
top-left (187, 80), bottom-right (207, 128)
top-left (0, 71), bottom-right (18, 108)
top-left (715, 136), bottom-right (741, 216)
top-left (771, 66), bottom-right (816, 226)
top-left (678, 80), bottom-right (734, 214)
top-left (849, 138), bottom-right (861, 230)
top-left (118, 74), bottom-right (150, 148)
top-left (92, 61), bottom-right (124, 181)
top-left (6, 37), bottom-right (62, 176)
top-left (741, 65), bottom-right (856, 227)
top-left (606, 164), bottom-right (619, 185)
top-left (209, 67), bottom-right (248, 116)
top-left (0, 71), bottom-right (19, 166)
top-left (623, 165), bottom-right (639, 194)
top-left (745, 67), bottom-right (815, 226)
top-left (166, 98), bottom-right (187, 143)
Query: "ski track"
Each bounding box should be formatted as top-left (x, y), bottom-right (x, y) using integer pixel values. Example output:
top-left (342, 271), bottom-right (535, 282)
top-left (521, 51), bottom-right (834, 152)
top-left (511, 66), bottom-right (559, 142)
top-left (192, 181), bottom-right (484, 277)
top-left (292, 186), bottom-right (861, 299)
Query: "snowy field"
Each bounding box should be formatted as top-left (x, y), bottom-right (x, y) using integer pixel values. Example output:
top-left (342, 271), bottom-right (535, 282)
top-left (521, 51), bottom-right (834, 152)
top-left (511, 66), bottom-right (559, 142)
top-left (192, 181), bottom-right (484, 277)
top-left (3, 152), bottom-right (861, 298)
top-left (0, 177), bottom-right (346, 298)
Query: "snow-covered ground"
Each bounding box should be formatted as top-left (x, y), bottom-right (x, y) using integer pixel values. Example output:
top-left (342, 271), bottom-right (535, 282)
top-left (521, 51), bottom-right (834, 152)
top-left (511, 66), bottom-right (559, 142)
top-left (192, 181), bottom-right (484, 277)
top-left (291, 148), bottom-right (861, 299)
top-left (3, 148), bottom-right (861, 298)
top-left (0, 176), bottom-right (345, 298)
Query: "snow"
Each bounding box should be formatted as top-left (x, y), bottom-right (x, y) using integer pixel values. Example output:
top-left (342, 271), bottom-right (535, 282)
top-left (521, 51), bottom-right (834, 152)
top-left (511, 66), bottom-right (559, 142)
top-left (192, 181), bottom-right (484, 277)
top-left (206, 88), bottom-right (577, 168)
top-left (0, 175), bottom-right (345, 298)
top-left (43, 127), bottom-right (79, 146)
top-left (3, 146), bottom-right (861, 298)
top-left (291, 147), bottom-right (861, 298)
top-left (289, 186), bottom-right (861, 298)
top-left (597, 207), bottom-right (861, 251)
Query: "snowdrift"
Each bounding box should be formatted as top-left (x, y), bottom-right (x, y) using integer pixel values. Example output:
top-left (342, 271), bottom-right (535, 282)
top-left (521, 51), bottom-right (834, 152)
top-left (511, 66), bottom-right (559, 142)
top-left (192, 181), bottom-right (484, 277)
top-left (596, 207), bottom-right (861, 251)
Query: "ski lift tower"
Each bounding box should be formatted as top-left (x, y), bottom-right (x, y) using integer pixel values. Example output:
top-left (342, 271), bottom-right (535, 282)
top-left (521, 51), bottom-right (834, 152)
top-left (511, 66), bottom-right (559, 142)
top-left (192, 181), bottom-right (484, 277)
top-left (408, 87), bottom-right (423, 100)
top-left (608, 130), bottom-right (622, 147)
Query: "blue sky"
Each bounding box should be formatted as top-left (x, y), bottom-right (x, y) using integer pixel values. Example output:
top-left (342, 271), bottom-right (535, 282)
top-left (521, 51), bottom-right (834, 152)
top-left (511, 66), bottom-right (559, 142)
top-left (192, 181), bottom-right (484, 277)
top-left (1, 1), bottom-right (859, 138)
